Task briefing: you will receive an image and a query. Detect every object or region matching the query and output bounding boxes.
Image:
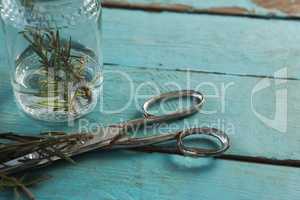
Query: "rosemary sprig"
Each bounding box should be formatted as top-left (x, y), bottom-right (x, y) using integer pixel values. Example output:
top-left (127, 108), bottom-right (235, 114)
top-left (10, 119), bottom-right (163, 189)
top-left (0, 132), bottom-right (95, 198)
top-left (0, 131), bottom-right (94, 199)
top-left (0, 133), bottom-right (93, 165)
top-left (20, 28), bottom-right (92, 113)
top-left (21, 0), bottom-right (34, 9)
top-left (0, 173), bottom-right (51, 200)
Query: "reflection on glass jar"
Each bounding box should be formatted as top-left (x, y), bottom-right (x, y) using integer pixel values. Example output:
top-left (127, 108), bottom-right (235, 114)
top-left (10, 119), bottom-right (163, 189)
top-left (0, 0), bottom-right (103, 122)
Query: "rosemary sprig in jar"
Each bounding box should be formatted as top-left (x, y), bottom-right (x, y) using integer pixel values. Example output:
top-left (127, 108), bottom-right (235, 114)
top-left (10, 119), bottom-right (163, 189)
top-left (19, 28), bottom-right (92, 114)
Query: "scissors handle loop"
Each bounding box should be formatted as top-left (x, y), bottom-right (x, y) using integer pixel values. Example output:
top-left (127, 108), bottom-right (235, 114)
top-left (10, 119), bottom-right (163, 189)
top-left (113, 127), bottom-right (230, 157)
top-left (114, 90), bottom-right (205, 130)
top-left (177, 127), bottom-right (230, 157)
top-left (113, 90), bottom-right (230, 157)
top-left (143, 90), bottom-right (205, 121)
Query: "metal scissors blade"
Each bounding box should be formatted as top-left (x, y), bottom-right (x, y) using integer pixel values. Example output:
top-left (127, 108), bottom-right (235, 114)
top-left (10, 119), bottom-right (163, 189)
top-left (0, 90), bottom-right (230, 175)
top-left (105, 90), bottom-right (229, 156)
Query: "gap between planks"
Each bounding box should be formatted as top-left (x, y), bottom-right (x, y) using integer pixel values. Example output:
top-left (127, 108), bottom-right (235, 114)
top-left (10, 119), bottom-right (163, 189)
top-left (102, 64), bottom-right (300, 168)
top-left (133, 147), bottom-right (300, 168)
top-left (104, 63), bottom-right (300, 81)
top-left (102, 0), bottom-right (300, 21)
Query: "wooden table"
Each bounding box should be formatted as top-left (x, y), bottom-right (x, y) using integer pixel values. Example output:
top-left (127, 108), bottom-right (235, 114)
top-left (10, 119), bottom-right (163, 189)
top-left (1, 0), bottom-right (300, 199)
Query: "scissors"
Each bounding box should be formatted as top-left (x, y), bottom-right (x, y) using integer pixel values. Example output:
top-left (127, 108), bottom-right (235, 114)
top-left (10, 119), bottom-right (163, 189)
top-left (0, 90), bottom-right (230, 175)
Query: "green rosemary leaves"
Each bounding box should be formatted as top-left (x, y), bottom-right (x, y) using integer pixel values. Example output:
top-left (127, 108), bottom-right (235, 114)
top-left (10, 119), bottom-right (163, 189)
top-left (19, 28), bottom-right (92, 114)
top-left (0, 173), bottom-right (51, 200)
top-left (0, 132), bottom-right (94, 199)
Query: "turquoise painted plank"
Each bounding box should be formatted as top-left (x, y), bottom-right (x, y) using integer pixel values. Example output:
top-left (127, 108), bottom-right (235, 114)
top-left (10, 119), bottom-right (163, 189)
top-left (1, 151), bottom-right (300, 200)
top-left (0, 65), bottom-right (299, 161)
top-left (103, 0), bottom-right (298, 18)
top-left (103, 9), bottom-right (300, 79)
top-left (0, 6), bottom-right (299, 200)
top-left (2, 9), bottom-right (300, 79)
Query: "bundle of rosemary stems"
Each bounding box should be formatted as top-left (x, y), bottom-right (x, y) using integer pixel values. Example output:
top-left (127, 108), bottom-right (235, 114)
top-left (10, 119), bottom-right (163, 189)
top-left (0, 132), bottom-right (93, 200)
top-left (0, 131), bottom-right (180, 200)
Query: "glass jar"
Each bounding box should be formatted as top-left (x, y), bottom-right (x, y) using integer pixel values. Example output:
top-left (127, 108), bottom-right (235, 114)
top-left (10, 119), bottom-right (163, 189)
top-left (0, 0), bottom-right (103, 122)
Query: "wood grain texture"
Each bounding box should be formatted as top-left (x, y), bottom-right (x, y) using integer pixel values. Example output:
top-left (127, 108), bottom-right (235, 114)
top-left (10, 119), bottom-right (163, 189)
top-left (0, 65), bottom-right (299, 161)
top-left (103, 0), bottom-right (300, 18)
top-left (103, 9), bottom-right (300, 79)
top-left (1, 150), bottom-right (300, 200)
top-left (1, 6), bottom-right (300, 200)
top-left (253, 0), bottom-right (300, 15)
